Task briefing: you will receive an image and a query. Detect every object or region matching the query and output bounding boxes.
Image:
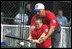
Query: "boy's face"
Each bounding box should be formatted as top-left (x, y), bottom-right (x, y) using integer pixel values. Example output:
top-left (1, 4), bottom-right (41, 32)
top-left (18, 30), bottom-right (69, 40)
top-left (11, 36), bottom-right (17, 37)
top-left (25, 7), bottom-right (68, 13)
top-left (35, 20), bottom-right (42, 29)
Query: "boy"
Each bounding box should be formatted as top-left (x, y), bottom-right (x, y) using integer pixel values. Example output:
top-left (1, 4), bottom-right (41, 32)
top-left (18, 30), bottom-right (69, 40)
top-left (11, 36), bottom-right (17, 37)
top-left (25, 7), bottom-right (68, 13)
top-left (28, 17), bottom-right (52, 48)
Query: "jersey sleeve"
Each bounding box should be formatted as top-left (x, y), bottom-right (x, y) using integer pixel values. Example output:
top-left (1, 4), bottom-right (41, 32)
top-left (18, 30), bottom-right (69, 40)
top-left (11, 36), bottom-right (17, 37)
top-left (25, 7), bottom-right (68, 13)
top-left (48, 11), bottom-right (58, 27)
top-left (30, 14), bottom-right (37, 26)
top-left (42, 25), bottom-right (49, 34)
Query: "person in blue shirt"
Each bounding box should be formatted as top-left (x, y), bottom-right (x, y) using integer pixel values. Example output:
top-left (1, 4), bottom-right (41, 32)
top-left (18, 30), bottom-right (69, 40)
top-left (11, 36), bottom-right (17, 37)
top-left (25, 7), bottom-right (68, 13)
top-left (57, 10), bottom-right (68, 26)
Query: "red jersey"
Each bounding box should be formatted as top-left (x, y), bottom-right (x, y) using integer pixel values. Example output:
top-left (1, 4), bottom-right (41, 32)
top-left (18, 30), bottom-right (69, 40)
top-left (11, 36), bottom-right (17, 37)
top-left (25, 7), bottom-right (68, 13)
top-left (31, 10), bottom-right (59, 29)
top-left (31, 24), bottom-right (52, 48)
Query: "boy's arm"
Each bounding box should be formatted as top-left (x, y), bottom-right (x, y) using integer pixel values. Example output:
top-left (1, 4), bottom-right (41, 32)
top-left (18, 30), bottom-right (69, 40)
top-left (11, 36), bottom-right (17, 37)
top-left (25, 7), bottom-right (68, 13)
top-left (27, 26), bottom-right (35, 40)
top-left (31, 33), bottom-right (46, 44)
top-left (29, 26), bottom-right (48, 44)
top-left (43, 26), bottom-right (55, 41)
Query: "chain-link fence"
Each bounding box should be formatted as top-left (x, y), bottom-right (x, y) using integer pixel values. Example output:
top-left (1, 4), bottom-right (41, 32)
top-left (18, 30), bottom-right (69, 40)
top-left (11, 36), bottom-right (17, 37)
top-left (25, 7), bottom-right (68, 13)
top-left (1, 1), bottom-right (71, 24)
top-left (1, 24), bottom-right (36, 48)
top-left (59, 27), bottom-right (71, 48)
top-left (1, 1), bottom-right (71, 48)
top-left (1, 24), bottom-right (71, 48)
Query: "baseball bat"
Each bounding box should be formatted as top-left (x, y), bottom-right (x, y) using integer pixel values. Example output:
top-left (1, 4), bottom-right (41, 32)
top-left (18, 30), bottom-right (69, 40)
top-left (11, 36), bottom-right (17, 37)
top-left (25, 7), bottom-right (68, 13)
top-left (5, 35), bottom-right (29, 41)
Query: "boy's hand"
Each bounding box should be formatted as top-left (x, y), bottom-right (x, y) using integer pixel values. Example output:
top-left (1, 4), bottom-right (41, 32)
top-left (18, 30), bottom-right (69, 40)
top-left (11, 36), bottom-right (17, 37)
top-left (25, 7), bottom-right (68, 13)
top-left (27, 37), bottom-right (33, 43)
top-left (42, 36), bottom-right (48, 41)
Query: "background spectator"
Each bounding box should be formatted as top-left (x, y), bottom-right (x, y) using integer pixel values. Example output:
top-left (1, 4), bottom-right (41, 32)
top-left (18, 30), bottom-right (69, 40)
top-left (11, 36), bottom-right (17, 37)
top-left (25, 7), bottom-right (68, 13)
top-left (14, 7), bottom-right (28, 25)
top-left (1, 11), bottom-right (7, 24)
top-left (25, 3), bottom-right (36, 25)
top-left (57, 10), bottom-right (68, 26)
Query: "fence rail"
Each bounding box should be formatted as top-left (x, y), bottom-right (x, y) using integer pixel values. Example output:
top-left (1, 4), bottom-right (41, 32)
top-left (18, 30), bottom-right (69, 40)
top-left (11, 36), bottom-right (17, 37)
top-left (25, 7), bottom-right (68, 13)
top-left (1, 24), bottom-right (71, 48)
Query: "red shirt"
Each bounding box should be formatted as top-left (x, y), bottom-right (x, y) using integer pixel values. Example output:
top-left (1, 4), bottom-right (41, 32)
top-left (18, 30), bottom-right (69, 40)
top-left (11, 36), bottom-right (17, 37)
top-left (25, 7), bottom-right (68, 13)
top-left (31, 10), bottom-right (59, 29)
top-left (31, 24), bottom-right (51, 48)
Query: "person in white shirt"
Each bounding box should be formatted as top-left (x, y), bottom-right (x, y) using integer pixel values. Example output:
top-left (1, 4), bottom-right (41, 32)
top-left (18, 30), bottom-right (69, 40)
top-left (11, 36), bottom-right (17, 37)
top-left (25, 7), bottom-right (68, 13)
top-left (14, 7), bottom-right (28, 24)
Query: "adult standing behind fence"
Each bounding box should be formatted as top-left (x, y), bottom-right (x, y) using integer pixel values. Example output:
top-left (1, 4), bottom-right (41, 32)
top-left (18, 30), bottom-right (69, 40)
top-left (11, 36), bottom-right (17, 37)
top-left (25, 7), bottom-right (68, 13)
top-left (25, 3), bottom-right (36, 25)
top-left (1, 11), bottom-right (7, 24)
top-left (14, 7), bottom-right (28, 25)
top-left (57, 10), bottom-right (68, 26)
